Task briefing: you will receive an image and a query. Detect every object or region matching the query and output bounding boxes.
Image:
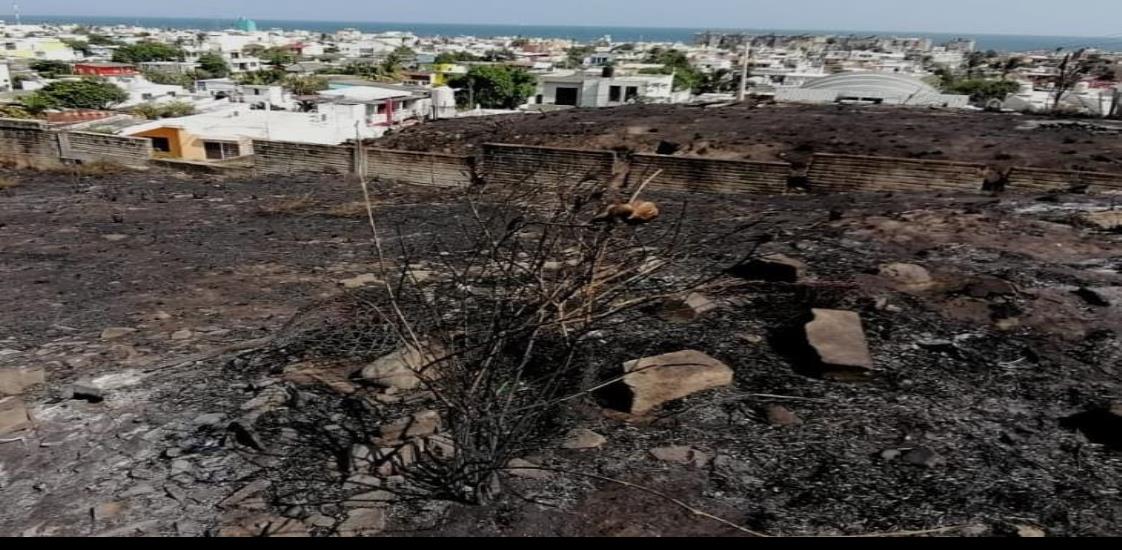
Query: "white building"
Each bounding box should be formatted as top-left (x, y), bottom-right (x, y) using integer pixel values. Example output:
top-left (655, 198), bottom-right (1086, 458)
top-left (773, 72), bottom-right (970, 108)
top-left (0, 62), bottom-right (11, 92)
top-left (533, 70), bottom-right (681, 108)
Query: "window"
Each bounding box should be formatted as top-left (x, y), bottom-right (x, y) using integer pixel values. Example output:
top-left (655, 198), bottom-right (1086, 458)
top-left (609, 86), bottom-right (622, 102)
top-left (555, 87), bottom-right (579, 106)
top-left (149, 137), bottom-right (171, 153)
top-left (625, 86), bottom-right (639, 102)
top-left (204, 141), bottom-right (241, 160)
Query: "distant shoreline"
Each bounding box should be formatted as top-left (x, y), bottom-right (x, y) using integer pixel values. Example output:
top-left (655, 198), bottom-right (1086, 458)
top-left (3, 14), bottom-right (1119, 52)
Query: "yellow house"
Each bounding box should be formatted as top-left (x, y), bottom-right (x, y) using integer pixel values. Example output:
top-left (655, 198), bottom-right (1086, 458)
top-left (1, 38), bottom-right (77, 61)
top-left (127, 125), bottom-right (247, 162)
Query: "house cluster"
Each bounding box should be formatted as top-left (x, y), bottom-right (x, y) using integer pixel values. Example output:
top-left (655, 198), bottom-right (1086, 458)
top-left (0, 18), bottom-right (1118, 163)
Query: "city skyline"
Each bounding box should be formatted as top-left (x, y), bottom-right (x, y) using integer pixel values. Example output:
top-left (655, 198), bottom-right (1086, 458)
top-left (4, 0), bottom-right (1120, 37)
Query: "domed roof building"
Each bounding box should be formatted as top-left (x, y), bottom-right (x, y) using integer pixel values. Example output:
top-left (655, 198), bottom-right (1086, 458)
top-left (774, 71), bottom-right (970, 108)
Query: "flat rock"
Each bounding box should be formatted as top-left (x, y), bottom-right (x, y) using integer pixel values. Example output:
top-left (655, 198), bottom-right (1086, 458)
top-left (1015, 525), bottom-right (1047, 538)
top-left (100, 327), bottom-right (137, 340)
top-left (650, 446), bottom-right (711, 467)
top-left (377, 410), bottom-right (440, 444)
top-left (879, 263), bottom-right (935, 290)
top-left (902, 447), bottom-right (945, 468)
top-left (91, 501), bottom-right (126, 522)
top-left (561, 428), bottom-right (607, 450)
top-left (729, 254), bottom-right (806, 283)
top-left (0, 366), bottom-right (45, 396)
top-left (1083, 210), bottom-right (1122, 231)
top-left (764, 404), bottom-right (803, 427)
top-left (657, 292), bottom-right (717, 322)
top-left (359, 342), bottom-right (445, 390)
top-left (620, 350), bottom-right (734, 416)
top-left (217, 514), bottom-right (309, 537)
top-left (220, 479), bottom-right (271, 509)
top-left (337, 509), bottom-right (386, 537)
top-left (102, 234), bottom-right (128, 242)
top-left (170, 329), bottom-right (194, 341)
top-left (0, 397), bottom-right (31, 435)
top-left (339, 273), bottom-right (380, 289)
top-left (506, 458), bottom-right (552, 480)
top-left (283, 362), bottom-right (357, 395)
top-left (804, 309), bottom-right (874, 379)
top-left (343, 490), bottom-right (397, 508)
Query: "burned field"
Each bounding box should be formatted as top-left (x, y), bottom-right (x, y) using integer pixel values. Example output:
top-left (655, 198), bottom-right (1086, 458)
top-left (2, 166), bottom-right (1122, 537)
top-left (375, 102), bottom-right (1122, 172)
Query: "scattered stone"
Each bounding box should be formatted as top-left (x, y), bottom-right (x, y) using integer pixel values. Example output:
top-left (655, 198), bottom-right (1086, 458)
top-left (350, 444), bottom-right (377, 473)
top-left (154, 311), bottom-right (173, 321)
top-left (337, 508), bottom-right (386, 537)
top-left (764, 405), bottom-right (803, 427)
top-left (339, 273), bottom-right (380, 289)
top-left (1073, 287), bottom-right (1111, 307)
top-left (359, 342), bottom-right (445, 390)
top-left (91, 501), bottom-right (126, 522)
top-left (377, 410), bottom-right (441, 444)
top-left (69, 383), bottom-right (106, 403)
top-left (963, 276), bottom-right (1017, 299)
top-left (879, 263), bottom-right (935, 291)
top-left (305, 514), bottom-right (336, 529)
top-left (657, 293), bottom-right (717, 323)
top-left (0, 366), bottom-right (45, 396)
top-left (1015, 525), bottom-right (1047, 538)
top-left (118, 484), bottom-right (156, 498)
top-left (219, 479), bottom-right (271, 509)
top-left (880, 449), bottom-right (902, 461)
top-left (170, 329), bottom-right (194, 341)
top-left (192, 413), bottom-right (226, 427)
top-left (959, 524), bottom-right (990, 537)
top-left (1082, 210), bottom-right (1122, 231)
top-left (344, 474), bottom-right (383, 491)
top-left (620, 350), bottom-right (734, 416)
top-left (902, 447), bottom-right (945, 468)
top-left (561, 428), bottom-right (607, 450)
top-left (100, 327), bottom-right (137, 340)
top-left (218, 515), bottom-right (309, 537)
top-left (374, 444), bottom-right (418, 476)
top-left (424, 434), bottom-right (457, 459)
top-left (344, 490), bottom-right (397, 508)
top-left (729, 254), bottom-right (806, 283)
top-left (506, 458), bottom-right (552, 480)
top-left (650, 446), bottom-right (711, 467)
top-left (240, 386), bottom-right (289, 413)
top-left (0, 397), bottom-right (31, 435)
top-left (283, 363), bottom-right (357, 395)
top-left (102, 234), bottom-right (128, 242)
top-left (804, 309), bottom-right (875, 379)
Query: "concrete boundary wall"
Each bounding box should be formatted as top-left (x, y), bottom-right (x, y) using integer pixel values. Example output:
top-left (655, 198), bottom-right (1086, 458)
top-left (1008, 166), bottom-right (1122, 193)
top-left (0, 118), bottom-right (62, 169)
top-left (60, 131), bottom-right (152, 167)
top-left (808, 153), bottom-right (987, 193)
top-left (365, 147), bottom-right (476, 187)
top-left (4, 116), bottom-right (1122, 197)
top-left (252, 140), bottom-right (355, 176)
top-left (630, 154), bottom-right (790, 194)
top-left (482, 143), bottom-right (617, 186)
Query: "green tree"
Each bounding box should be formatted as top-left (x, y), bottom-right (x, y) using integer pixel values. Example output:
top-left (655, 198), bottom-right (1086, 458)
top-left (644, 48), bottom-right (703, 92)
top-left (132, 100), bottom-right (196, 119)
top-left (285, 75), bottom-right (329, 95)
top-left (85, 33), bottom-right (122, 46)
top-left (143, 70), bottom-right (194, 87)
top-left (483, 49), bottom-right (517, 62)
top-left (565, 45), bottom-right (594, 68)
top-left (27, 79), bottom-right (129, 110)
top-left (112, 42), bottom-right (185, 63)
top-left (942, 78), bottom-right (1021, 105)
top-left (196, 52), bottom-right (230, 78)
top-left (29, 60), bottom-right (72, 78)
top-left (20, 93), bottom-right (55, 115)
top-left (449, 65), bottom-right (536, 109)
top-left (380, 46), bottom-right (416, 76)
top-left (434, 51), bottom-right (480, 64)
top-left (61, 38), bottom-right (92, 56)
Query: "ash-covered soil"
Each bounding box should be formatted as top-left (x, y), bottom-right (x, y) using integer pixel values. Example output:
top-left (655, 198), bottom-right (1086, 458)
top-left (374, 102), bottom-right (1122, 172)
top-left (2, 166), bottom-right (1122, 537)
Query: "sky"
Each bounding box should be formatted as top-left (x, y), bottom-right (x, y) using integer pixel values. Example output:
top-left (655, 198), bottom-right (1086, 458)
top-left (8, 0), bottom-right (1121, 36)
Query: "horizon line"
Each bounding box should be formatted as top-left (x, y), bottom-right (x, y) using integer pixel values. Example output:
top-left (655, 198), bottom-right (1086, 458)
top-left (3, 13), bottom-right (1118, 41)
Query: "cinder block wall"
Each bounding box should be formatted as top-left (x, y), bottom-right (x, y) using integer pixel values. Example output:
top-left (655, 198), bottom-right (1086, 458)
top-left (0, 118), bottom-right (62, 169)
top-left (62, 131), bottom-right (152, 167)
top-left (482, 143), bottom-right (617, 186)
top-left (807, 153), bottom-right (986, 193)
top-left (365, 147), bottom-right (476, 187)
top-left (630, 154), bottom-right (791, 194)
top-left (1008, 167), bottom-right (1122, 193)
top-left (252, 140), bottom-right (355, 176)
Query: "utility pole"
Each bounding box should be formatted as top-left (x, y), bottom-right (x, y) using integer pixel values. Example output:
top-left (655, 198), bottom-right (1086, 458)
top-left (736, 38), bottom-right (751, 102)
top-left (13, 3), bottom-right (20, 26)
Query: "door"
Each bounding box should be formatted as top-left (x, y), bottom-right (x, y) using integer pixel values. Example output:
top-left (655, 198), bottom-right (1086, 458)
top-left (555, 87), bottom-right (579, 106)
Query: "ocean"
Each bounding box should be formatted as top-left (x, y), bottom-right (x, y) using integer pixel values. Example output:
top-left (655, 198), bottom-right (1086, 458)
top-left (6, 15), bottom-right (1121, 53)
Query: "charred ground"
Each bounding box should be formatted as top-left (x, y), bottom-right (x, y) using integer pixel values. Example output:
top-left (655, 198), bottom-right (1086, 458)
top-left (1, 165), bottom-right (1121, 537)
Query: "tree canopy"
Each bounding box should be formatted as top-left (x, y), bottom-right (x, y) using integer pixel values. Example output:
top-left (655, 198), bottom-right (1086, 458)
top-left (434, 51), bottom-right (481, 64)
top-left (196, 53), bottom-right (230, 78)
top-left (25, 79), bottom-right (129, 111)
top-left (449, 65), bottom-right (536, 109)
top-left (112, 42), bottom-right (185, 63)
top-left (29, 60), bottom-right (72, 78)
